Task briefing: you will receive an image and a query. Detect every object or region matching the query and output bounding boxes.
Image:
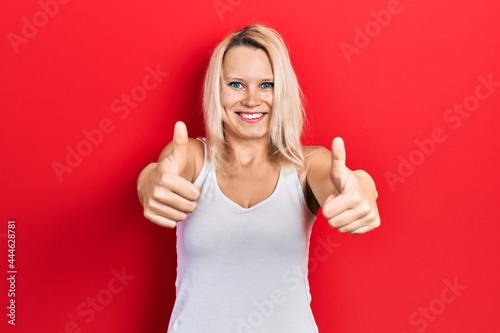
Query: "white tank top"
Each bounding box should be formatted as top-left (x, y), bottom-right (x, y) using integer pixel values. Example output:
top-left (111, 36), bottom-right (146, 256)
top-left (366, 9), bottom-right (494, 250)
top-left (168, 140), bottom-right (318, 333)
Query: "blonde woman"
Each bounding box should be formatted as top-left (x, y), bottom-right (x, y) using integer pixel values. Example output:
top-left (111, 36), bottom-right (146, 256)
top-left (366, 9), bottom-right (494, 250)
top-left (138, 24), bottom-right (380, 332)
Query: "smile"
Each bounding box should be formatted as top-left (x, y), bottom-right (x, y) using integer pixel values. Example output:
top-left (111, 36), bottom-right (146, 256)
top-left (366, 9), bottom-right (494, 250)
top-left (236, 112), bottom-right (265, 120)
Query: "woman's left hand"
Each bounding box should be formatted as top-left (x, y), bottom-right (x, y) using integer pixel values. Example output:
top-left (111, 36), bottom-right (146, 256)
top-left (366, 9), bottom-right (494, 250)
top-left (321, 137), bottom-right (381, 234)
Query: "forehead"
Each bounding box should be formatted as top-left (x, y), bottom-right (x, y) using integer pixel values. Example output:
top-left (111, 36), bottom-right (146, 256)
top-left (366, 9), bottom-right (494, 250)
top-left (222, 46), bottom-right (273, 78)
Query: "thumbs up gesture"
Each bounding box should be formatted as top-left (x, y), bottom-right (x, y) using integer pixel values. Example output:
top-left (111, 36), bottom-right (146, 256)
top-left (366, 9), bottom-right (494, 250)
top-left (322, 137), bottom-right (380, 234)
top-left (137, 121), bottom-right (201, 228)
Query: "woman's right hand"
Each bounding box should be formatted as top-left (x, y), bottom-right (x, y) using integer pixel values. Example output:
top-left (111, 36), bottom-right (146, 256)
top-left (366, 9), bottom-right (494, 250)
top-left (137, 122), bottom-right (201, 228)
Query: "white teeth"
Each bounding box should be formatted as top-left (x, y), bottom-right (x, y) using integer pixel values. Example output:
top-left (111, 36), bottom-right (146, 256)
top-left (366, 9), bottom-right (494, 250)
top-left (240, 113), bottom-right (264, 119)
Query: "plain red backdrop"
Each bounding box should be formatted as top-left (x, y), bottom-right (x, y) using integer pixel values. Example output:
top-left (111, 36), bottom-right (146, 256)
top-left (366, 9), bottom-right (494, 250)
top-left (1, 0), bottom-right (500, 332)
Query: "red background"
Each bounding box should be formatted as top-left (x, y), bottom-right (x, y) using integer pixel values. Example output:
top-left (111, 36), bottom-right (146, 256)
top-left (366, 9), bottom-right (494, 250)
top-left (2, 0), bottom-right (500, 332)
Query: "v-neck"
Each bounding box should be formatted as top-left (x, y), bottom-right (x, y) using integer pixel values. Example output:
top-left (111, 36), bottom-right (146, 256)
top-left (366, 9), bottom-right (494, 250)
top-left (212, 166), bottom-right (283, 210)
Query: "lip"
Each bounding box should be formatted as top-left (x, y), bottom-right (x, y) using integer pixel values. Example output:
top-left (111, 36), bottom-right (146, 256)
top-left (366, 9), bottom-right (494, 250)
top-left (235, 111), bottom-right (267, 123)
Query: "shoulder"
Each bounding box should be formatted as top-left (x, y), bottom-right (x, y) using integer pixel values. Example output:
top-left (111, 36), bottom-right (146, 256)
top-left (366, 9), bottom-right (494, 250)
top-left (302, 145), bottom-right (331, 171)
top-left (158, 137), bottom-right (205, 182)
top-left (300, 145), bottom-right (336, 211)
top-left (299, 146), bottom-right (332, 214)
top-left (301, 145), bottom-right (331, 187)
top-left (189, 137), bottom-right (205, 160)
top-left (189, 138), bottom-right (205, 182)
top-left (158, 137), bottom-right (204, 161)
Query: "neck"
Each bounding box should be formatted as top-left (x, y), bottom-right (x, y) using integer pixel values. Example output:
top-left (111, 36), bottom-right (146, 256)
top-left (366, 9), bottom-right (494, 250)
top-left (225, 136), bottom-right (270, 168)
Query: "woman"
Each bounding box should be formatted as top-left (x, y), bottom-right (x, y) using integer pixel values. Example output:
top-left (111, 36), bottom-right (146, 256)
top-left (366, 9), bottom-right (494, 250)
top-left (138, 24), bottom-right (380, 332)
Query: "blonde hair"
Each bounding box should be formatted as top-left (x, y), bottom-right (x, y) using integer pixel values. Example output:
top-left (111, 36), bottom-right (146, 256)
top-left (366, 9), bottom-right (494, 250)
top-left (203, 24), bottom-right (306, 172)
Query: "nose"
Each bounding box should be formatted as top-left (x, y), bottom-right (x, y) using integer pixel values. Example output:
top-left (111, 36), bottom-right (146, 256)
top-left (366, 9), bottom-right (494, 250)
top-left (242, 88), bottom-right (261, 107)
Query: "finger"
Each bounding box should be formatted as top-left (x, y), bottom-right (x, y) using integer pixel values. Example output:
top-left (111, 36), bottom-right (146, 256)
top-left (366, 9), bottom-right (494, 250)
top-left (148, 199), bottom-right (189, 222)
top-left (325, 205), bottom-right (370, 230)
top-left (349, 224), bottom-right (378, 235)
top-left (321, 190), bottom-right (363, 221)
top-left (340, 221), bottom-right (376, 234)
top-left (330, 137), bottom-right (350, 193)
top-left (153, 184), bottom-right (199, 213)
top-left (148, 216), bottom-right (178, 229)
top-left (143, 209), bottom-right (179, 228)
top-left (157, 173), bottom-right (200, 201)
top-left (173, 121), bottom-right (189, 173)
top-left (160, 121), bottom-right (189, 174)
top-left (327, 201), bottom-right (380, 234)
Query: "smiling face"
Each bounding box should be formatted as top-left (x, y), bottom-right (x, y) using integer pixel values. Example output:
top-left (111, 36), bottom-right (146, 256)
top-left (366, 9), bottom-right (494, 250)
top-left (220, 46), bottom-right (274, 143)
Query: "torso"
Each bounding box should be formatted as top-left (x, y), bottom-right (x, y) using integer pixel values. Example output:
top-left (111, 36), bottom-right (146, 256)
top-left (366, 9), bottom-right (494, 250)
top-left (168, 146), bottom-right (319, 332)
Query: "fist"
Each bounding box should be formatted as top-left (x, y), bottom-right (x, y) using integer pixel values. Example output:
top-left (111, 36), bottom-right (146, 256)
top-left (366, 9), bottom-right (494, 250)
top-left (322, 137), bottom-right (380, 234)
top-left (138, 121), bottom-right (200, 228)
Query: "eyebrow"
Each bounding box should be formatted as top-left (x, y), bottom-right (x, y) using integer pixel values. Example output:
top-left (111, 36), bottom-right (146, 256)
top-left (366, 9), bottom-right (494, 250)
top-left (224, 76), bottom-right (274, 82)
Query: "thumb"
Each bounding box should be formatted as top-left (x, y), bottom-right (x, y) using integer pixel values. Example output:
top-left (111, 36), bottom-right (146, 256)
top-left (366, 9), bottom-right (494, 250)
top-left (330, 137), bottom-right (350, 193)
top-left (165, 121), bottom-right (189, 174)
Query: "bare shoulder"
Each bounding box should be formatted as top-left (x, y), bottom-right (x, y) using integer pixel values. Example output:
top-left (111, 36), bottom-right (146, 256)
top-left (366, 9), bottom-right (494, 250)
top-left (189, 137), bottom-right (205, 166)
top-left (158, 137), bottom-right (205, 182)
top-left (158, 137), bottom-right (204, 160)
top-left (188, 138), bottom-right (204, 157)
top-left (301, 145), bottom-right (336, 209)
top-left (302, 145), bottom-right (331, 170)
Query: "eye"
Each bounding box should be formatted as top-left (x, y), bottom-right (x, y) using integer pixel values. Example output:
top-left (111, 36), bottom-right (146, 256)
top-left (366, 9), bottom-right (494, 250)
top-left (261, 82), bottom-right (274, 89)
top-left (228, 82), bottom-right (244, 89)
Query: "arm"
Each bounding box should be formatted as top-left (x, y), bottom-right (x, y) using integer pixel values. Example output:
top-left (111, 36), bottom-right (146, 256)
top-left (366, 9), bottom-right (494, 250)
top-left (137, 121), bottom-right (203, 228)
top-left (305, 138), bottom-right (380, 234)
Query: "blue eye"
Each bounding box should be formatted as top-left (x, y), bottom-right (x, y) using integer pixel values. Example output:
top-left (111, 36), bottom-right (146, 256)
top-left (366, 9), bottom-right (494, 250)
top-left (228, 82), bottom-right (243, 89)
top-left (261, 82), bottom-right (274, 89)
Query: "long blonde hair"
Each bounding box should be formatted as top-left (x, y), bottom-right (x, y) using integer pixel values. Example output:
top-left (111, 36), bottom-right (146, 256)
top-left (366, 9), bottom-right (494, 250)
top-left (203, 24), bottom-right (306, 172)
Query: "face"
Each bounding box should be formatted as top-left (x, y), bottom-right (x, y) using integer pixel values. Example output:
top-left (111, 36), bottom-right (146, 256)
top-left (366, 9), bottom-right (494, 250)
top-left (220, 46), bottom-right (274, 142)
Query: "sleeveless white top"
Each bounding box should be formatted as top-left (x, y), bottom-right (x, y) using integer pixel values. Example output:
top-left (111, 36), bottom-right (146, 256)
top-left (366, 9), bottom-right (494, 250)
top-left (167, 140), bottom-right (318, 333)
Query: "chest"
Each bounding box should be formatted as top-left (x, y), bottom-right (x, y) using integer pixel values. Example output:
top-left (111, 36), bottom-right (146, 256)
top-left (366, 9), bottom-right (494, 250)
top-left (216, 166), bottom-right (280, 209)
